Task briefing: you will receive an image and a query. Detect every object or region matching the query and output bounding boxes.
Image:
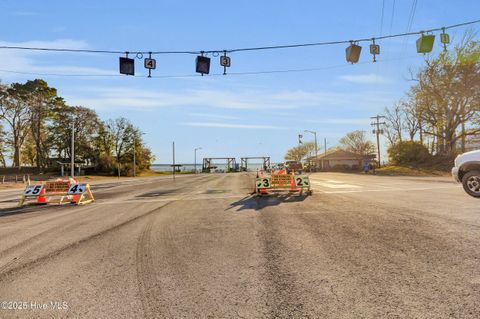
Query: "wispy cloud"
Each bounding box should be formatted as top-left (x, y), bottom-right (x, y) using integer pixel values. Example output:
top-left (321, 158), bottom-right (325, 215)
top-left (305, 118), bottom-right (371, 125)
top-left (182, 122), bottom-right (281, 129)
top-left (0, 39), bottom-right (115, 79)
top-left (339, 73), bottom-right (391, 84)
top-left (189, 112), bottom-right (240, 120)
top-left (11, 11), bottom-right (38, 16)
top-left (65, 86), bottom-right (368, 111)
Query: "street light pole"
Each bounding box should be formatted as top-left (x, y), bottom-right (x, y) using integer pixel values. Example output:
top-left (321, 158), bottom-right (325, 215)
top-left (194, 147), bottom-right (202, 173)
top-left (305, 130), bottom-right (318, 170)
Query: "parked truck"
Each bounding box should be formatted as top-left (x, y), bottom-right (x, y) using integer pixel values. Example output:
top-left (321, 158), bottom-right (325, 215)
top-left (452, 150), bottom-right (480, 198)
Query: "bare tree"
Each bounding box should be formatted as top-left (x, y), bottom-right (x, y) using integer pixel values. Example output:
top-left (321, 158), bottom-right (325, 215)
top-left (339, 130), bottom-right (376, 156)
top-left (384, 103), bottom-right (403, 145)
top-left (401, 93), bottom-right (421, 141)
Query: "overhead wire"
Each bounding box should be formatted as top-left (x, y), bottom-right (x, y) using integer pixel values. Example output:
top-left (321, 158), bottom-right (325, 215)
top-left (0, 55), bottom-right (421, 79)
top-left (0, 19), bottom-right (478, 56)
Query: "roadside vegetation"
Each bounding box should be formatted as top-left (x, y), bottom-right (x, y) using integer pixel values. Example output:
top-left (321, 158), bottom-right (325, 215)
top-left (284, 36), bottom-right (480, 176)
top-left (0, 79), bottom-right (154, 176)
top-left (384, 35), bottom-right (480, 168)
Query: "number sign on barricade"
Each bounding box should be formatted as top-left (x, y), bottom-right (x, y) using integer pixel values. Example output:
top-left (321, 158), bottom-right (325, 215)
top-left (256, 178), bottom-right (271, 189)
top-left (294, 176), bottom-right (310, 188)
top-left (67, 183), bottom-right (95, 205)
top-left (19, 179), bottom-right (95, 207)
top-left (23, 184), bottom-right (44, 197)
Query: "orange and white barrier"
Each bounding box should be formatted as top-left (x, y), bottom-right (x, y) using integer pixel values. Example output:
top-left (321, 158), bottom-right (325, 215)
top-left (19, 178), bottom-right (94, 207)
top-left (255, 172), bottom-right (311, 196)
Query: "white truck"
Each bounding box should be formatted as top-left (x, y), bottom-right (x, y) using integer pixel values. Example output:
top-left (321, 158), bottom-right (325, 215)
top-left (452, 150), bottom-right (480, 198)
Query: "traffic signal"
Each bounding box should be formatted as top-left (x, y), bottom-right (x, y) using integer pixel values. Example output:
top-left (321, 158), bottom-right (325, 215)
top-left (119, 57), bottom-right (135, 76)
top-left (346, 43), bottom-right (362, 64)
top-left (196, 56), bottom-right (211, 75)
top-left (416, 34), bottom-right (435, 54)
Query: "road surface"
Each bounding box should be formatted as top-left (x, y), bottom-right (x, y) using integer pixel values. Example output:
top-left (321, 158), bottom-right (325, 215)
top-left (0, 172), bottom-right (479, 318)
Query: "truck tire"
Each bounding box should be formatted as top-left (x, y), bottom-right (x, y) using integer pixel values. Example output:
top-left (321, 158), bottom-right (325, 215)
top-left (461, 170), bottom-right (480, 198)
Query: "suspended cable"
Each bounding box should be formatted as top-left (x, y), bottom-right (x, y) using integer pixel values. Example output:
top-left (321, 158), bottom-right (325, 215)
top-left (380, 0), bottom-right (386, 36)
top-left (0, 55), bottom-right (420, 79)
top-left (0, 19), bottom-right (478, 56)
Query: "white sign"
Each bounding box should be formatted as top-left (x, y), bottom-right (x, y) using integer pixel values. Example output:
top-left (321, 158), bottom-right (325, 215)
top-left (23, 184), bottom-right (44, 196)
top-left (256, 177), bottom-right (271, 189)
top-left (144, 58), bottom-right (156, 70)
top-left (68, 184), bottom-right (87, 195)
top-left (294, 176), bottom-right (310, 188)
top-left (220, 56), bottom-right (231, 67)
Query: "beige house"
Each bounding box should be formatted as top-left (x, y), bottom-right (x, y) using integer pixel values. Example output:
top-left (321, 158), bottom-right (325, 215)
top-left (306, 149), bottom-right (376, 171)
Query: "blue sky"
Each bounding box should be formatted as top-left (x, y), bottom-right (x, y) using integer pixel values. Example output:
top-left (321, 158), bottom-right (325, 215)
top-left (0, 0), bottom-right (479, 163)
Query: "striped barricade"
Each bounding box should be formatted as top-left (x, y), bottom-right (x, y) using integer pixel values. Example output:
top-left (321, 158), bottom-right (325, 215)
top-left (19, 179), bottom-right (94, 206)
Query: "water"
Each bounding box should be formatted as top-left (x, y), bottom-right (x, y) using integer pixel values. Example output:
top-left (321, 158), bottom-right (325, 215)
top-left (151, 163), bottom-right (270, 172)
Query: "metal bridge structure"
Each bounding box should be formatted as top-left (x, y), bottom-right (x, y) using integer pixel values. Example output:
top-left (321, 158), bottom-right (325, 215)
top-left (240, 157), bottom-right (271, 171)
top-left (202, 157), bottom-right (236, 172)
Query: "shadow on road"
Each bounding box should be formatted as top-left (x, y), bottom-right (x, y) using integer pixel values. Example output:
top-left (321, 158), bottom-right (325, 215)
top-left (226, 193), bottom-right (308, 212)
top-left (0, 204), bottom-right (70, 218)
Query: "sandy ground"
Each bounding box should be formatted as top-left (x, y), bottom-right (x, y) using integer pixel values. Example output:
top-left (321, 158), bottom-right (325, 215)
top-left (0, 172), bottom-right (479, 318)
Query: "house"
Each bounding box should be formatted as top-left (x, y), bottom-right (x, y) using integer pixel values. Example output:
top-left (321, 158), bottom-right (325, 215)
top-left (306, 149), bottom-right (376, 171)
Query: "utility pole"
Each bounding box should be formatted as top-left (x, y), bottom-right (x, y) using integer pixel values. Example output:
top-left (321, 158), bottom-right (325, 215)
top-left (305, 130), bottom-right (318, 170)
top-left (133, 138), bottom-right (136, 177)
top-left (323, 137), bottom-right (327, 170)
top-left (172, 141), bottom-right (175, 181)
top-left (194, 147), bottom-right (202, 173)
top-left (370, 115), bottom-right (386, 167)
top-left (71, 120), bottom-right (75, 178)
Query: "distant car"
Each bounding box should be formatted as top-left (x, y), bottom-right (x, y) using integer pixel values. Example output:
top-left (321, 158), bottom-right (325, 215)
top-left (285, 160), bottom-right (303, 173)
top-left (452, 150), bottom-right (480, 198)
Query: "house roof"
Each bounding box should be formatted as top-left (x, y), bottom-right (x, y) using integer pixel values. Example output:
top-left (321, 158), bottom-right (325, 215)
top-left (307, 149), bottom-right (376, 161)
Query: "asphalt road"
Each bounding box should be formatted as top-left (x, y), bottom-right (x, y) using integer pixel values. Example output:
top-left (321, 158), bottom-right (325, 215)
top-left (0, 172), bottom-right (479, 318)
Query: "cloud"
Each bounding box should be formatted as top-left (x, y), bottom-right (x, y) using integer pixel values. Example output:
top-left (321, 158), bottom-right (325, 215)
top-left (65, 86), bottom-right (361, 111)
top-left (0, 39), bottom-right (115, 79)
top-left (189, 113), bottom-right (240, 120)
top-left (305, 118), bottom-right (371, 125)
top-left (182, 122), bottom-right (281, 129)
top-left (339, 73), bottom-right (391, 84)
top-left (11, 11), bottom-right (38, 16)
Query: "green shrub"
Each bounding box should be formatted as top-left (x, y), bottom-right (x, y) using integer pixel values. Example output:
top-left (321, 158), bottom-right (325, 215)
top-left (388, 141), bottom-right (431, 166)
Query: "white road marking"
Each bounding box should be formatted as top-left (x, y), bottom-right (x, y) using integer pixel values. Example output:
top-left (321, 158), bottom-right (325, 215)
top-left (310, 181), bottom-right (361, 189)
top-left (317, 185), bottom-right (456, 194)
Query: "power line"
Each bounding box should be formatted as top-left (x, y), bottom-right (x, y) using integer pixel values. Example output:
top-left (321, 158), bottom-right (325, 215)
top-left (0, 55), bottom-right (420, 79)
top-left (389, 0), bottom-right (397, 35)
top-left (0, 19), bottom-right (478, 56)
top-left (379, 0), bottom-right (386, 36)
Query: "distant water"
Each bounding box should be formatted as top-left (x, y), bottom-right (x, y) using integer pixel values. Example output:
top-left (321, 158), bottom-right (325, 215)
top-left (151, 163), bottom-right (271, 172)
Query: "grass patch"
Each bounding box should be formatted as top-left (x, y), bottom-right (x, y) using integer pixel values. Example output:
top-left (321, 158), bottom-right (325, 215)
top-left (374, 165), bottom-right (449, 177)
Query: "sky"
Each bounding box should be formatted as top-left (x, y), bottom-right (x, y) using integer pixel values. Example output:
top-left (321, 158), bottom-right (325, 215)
top-left (0, 0), bottom-right (479, 164)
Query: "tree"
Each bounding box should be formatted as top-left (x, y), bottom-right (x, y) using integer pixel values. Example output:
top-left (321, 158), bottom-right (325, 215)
top-left (415, 37), bottom-right (480, 155)
top-left (388, 141), bottom-right (431, 166)
top-left (384, 103), bottom-right (403, 145)
top-left (49, 103), bottom-right (101, 164)
top-left (0, 82), bottom-right (31, 168)
top-left (401, 94), bottom-right (421, 142)
top-left (284, 142), bottom-right (319, 162)
top-left (339, 130), bottom-right (376, 156)
top-left (105, 117), bottom-right (136, 176)
top-left (21, 79), bottom-right (58, 170)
